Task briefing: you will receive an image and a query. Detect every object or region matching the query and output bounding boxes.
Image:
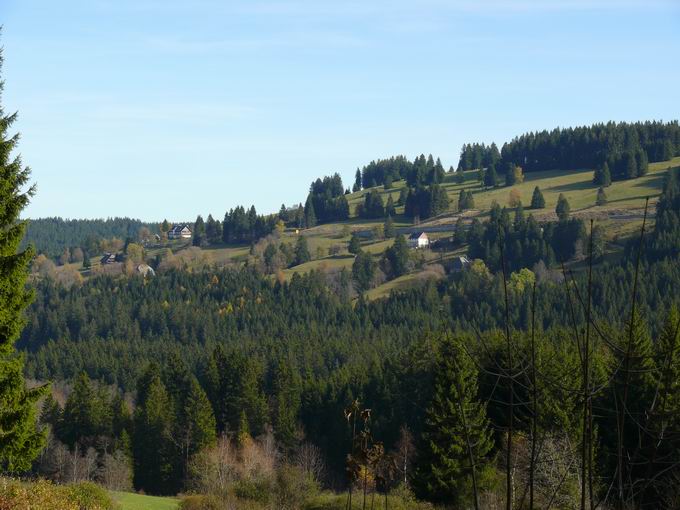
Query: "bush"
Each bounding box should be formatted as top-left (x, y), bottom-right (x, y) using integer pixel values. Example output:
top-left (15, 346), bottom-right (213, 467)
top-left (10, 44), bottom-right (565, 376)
top-left (275, 465), bottom-right (318, 510)
top-left (233, 478), bottom-right (272, 505)
top-left (0, 478), bottom-right (116, 510)
top-left (179, 494), bottom-right (222, 510)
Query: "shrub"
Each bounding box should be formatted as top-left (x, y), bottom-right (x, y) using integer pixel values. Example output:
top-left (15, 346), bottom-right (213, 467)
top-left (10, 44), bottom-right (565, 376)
top-left (0, 478), bottom-right (116, 510)
top-left (179, 494), bottom-right (222, 510)
top-left (275, 465), bottom-right (318, 510)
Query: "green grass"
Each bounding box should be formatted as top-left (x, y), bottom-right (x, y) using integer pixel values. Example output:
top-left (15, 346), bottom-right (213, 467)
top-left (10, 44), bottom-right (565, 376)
top-left (111, 491), bottom-right (179, 510)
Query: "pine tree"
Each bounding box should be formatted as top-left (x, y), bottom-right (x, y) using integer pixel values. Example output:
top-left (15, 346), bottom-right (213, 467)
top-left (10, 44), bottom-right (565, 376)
top-left (414, 334), bottom-right (494, 505)
top-left (530, 186), bottom-right (545, 209)
top-left (0, 43), bottom-right (48, 472)
top-left (596, 186), bottom-right (608, 206)
top-left (384, 215), bottom-right (396, 238)
top-left (555, 193), bottom-right (570, 221)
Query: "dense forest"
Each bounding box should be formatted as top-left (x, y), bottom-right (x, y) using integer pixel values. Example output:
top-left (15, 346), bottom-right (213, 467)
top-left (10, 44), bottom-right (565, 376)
top-left (21, 217), bottom-right (161, 258)
top-left (16, 168), bottom-right (680, 506)
top-left (460, 121), bottom-right (680, 181)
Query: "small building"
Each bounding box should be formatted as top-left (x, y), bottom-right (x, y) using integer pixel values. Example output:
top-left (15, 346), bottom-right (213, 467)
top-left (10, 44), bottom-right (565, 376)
top-left (408, 232), bottom-right (430, 249)
top-left (168, 224), bottom-right (192, 240)
top-left (452, 255), bottom-right (471, 272)
top-left (100, 252), bottom-right (117, 265)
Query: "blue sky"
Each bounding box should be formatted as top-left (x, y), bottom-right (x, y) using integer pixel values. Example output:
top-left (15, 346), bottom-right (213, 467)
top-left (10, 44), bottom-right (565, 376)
top-left (2, 0), bottom-right (679, 221)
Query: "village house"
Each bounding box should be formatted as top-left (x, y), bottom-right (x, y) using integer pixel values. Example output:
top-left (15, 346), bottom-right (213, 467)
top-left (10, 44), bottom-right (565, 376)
top-left (407, 231), bottom-right (429, 249)
top-left (451, 255), bottom-right (471, 272)
top-left (100, 252), bottom-right (117, 265)
top-left (168, 224), bottom-right (192, 240)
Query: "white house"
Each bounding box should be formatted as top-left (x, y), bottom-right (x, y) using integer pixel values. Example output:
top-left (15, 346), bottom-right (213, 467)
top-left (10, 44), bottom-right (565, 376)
top-left (408, 232), bottom-right (429, 249)
top-left (168, 224), bottom-right (192, 240)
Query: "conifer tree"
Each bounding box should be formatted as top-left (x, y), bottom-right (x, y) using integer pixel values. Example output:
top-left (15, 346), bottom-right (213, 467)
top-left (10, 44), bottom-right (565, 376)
top-left (382, 234), bottom-right (410, 279)
top-left (161, 219), bottom-right (170, 233)
top-left (192, 215), bottom-right (206, 247)
top-left (272, 358), bottom-right (301, 450)
top-left (304, 195), bottom-right (317, 228)
top-left (82, 250), bottom-right (91, 268)
top-left (594, 162), bottom-right (612, 186)
top-left (178, 377), bottom-right (216, 478)
top-left (353, 168), bottom-right (362, 192)
top-left (294, 235), bottom-right (311, 265)
top-left (414, 334), bottom-right (494, 506)
top-left (483, 164), bottom-right (497, 188)
top-left (133, 370), bottom-right (175, 495)
top-left (385, 195), bottom-right (396, 217)
top-left (0, 43), bottom-right (47, 472)
top-left (352, 250), bottom-right (376, 293)
top-left (384, 215), bottom-right (396, 239)
top-left (348, 233), bottom-right (362, 255)
top-left (555, 193), bottom-right (571, 221)
top-left (530, 186), bottom-right (545, 209)
top-left (596, 186), bottom-right (608, 206)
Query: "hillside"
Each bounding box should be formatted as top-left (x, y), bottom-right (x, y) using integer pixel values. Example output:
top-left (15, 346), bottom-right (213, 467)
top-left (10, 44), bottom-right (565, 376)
top-left (34, 156), bottom-right (679, 299)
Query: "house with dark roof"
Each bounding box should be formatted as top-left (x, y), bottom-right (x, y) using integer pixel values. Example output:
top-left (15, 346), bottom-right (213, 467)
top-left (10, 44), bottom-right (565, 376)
top-left (452, 255), bottom-right (471, 272)
top-left (100, 252), bottom-right (117, 265)
top-left (168, 224), bottom-right (192, 240)
top-left (407, 231), bottom-right (429, 249)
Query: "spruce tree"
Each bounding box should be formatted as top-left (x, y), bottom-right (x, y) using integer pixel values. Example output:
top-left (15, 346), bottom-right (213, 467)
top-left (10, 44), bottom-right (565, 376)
top-left (304, 195), bottom-right (317, 228)
top-left (82, 250), bottom-right (91, 268)
top-left (133, 370), bottom-right (175, 495)
top-left (483, 164), bottom-right (497, 188)
top-left (352, 250), bottom-right (376, 293)
top-left (385, 195), bottom-right (396, 217)
top-left (530, 186), bottom-right (545, 209)
top-left (0, 43), bottom-right (48, 472)
top-left (294, 235), bottom-right (311, 265)
top-left (178, 377), bottom-right (216, 478)
top-left (348, 233), bottom-right (362, 255)
top-left (272, 358), bottom-right (301, 450)
top-left (555, 193), bottom-right (571, 221)
top-left (192, 215), bottom-right (206, 247)
top-left (596, 186), bottom-right (608, 206)
top-left (384, 215), bottom-right (396, 238)
top-left (414, 334), bottom-right (494, 505)
top-left (353, 168), bottom-right (362, 192)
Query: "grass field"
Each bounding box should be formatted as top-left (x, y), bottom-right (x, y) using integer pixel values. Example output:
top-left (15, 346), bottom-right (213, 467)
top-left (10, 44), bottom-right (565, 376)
top-left (111, 491), bottom-right (179, 510)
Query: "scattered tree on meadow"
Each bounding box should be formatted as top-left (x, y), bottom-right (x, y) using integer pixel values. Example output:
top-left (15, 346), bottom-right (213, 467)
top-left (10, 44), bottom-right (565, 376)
top-left (555, 193), bottom-right (571, 221)
top-left (594, 162), bottom-right (612, 186)
top-left (530, 186), bottom-right (545, 209)
top-left (348, 233), bottom-right (362, 255)
top-left (352, 251), bottom-right (376, 293)
top-left (596, 186), bottom-right (608, 206)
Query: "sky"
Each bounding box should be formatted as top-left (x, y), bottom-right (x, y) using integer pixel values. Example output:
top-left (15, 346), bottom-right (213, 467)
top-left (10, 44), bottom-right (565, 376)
top-left (2, 0), bottom-right (680, 221)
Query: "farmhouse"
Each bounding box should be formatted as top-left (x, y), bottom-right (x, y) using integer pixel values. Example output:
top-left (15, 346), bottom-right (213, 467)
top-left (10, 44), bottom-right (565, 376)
top-left (407, 232), bottom-right (429, 249)
top-left (100, 252), bottom-right (117, 265)
top-left (168, 224), bottom-right (192, 240)
top-left (451, 255), bottom-right (471, 272)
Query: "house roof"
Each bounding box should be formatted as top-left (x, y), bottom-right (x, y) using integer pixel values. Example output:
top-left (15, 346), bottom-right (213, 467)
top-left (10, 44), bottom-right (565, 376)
top-left (452, 256), bottom-right (471, 269)
top-left (169, 224), bottom-right (191, 233)
top-left (408, 232), bottom-right (428, 240)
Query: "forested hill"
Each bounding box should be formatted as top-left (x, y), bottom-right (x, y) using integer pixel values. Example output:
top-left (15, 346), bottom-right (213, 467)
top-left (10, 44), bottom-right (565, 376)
top-left (21, 217), bottom-right (161, 257)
